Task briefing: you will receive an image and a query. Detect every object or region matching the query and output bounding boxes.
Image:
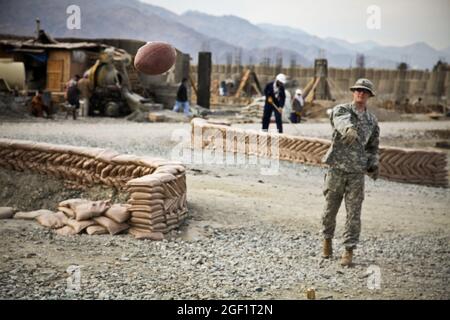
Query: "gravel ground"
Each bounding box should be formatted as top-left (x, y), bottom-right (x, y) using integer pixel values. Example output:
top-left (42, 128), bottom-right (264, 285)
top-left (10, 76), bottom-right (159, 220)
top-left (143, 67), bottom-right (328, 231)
top-left (1, 219), bottom-right (448, 300)
top-left (0, 117), bottom-right (449, 300)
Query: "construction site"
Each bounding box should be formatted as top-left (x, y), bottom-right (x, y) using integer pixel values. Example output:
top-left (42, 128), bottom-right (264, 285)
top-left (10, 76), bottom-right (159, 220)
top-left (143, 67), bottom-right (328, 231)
top-left (0, 14), bottom-right (449, 301)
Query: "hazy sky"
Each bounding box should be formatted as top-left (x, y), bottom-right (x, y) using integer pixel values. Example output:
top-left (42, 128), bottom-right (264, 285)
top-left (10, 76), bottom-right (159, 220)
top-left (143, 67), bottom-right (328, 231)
top-left (142, 0), bottom-right (450, 50)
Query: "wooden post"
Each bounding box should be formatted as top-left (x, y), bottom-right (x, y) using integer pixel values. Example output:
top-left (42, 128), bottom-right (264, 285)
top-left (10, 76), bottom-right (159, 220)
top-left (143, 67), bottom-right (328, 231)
top-left (197, 52), bottom-right (212, 109)
top-left (314, 59), bottom-right (332, 100)
top-left (175, 53), bottom-right (190, 84)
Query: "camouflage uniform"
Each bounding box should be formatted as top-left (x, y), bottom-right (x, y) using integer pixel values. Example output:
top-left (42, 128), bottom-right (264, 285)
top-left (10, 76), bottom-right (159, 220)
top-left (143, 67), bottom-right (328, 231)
top-left (321, 103), bottom-right (380, 249)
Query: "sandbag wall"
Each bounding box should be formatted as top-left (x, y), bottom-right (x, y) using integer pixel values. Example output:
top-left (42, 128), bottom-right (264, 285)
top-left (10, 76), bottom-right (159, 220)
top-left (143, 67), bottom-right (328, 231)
top-left (191, 119), bottom-right (448, 188)
top-left (0, 138), bottom-right (188, 239)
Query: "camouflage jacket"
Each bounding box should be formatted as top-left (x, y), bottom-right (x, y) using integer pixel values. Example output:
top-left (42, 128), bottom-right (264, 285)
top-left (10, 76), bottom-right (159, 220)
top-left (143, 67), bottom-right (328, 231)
top-left (322, 103), bottom-right (380, 173)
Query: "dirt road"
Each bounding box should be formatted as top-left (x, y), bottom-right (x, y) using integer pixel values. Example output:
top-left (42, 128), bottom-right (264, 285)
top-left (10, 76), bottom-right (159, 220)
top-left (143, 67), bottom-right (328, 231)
top-left (1, 118), bottom-right (449, 299)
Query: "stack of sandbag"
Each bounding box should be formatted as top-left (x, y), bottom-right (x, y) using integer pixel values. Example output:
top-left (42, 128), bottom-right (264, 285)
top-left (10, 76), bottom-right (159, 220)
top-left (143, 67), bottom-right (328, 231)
top-left (56, 199), bottom-right (130, 236)
top-left (240, 97), bottom-right (265, 118)
top-left (12, 199), bottom-right (130, 236)
top-left (126, 177), bottom-right (167, 241)
top-left (126, 172), bottom-right (188, 240)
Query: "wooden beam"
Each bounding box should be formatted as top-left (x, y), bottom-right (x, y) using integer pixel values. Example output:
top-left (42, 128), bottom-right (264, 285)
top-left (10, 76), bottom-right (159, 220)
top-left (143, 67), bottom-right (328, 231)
top-left (234, 69), bottom-right (251, 98)
top-left (305, 77), bottom-right (321, 103)
top-left (197, 52), bottom-right (211, 109)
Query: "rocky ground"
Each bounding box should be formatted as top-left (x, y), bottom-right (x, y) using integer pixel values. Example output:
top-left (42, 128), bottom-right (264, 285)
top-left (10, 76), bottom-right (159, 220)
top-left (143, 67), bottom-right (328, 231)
top-left (0, 117), bottom-right (449, 300)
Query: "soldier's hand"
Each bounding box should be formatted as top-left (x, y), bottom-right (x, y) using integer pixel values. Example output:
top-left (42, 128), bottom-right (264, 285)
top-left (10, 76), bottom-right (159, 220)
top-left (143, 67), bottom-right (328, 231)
top-left (342, 127), bottom-right (358, 145)
top-left (268, 96), bottom-right (273, 104)
top-left (367, 165), bottom-right (379, 181)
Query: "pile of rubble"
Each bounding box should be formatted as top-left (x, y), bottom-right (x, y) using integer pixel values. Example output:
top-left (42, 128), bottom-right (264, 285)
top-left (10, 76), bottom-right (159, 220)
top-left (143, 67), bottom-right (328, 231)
top-left (0, 92), bottom-right (32, 118)
top-left (239, 96), bottom-right (265, 118)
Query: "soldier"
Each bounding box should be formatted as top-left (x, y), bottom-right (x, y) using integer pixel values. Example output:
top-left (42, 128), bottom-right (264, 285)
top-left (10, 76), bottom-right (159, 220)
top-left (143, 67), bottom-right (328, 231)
top-left (321, 78), bottom-right (380, 267)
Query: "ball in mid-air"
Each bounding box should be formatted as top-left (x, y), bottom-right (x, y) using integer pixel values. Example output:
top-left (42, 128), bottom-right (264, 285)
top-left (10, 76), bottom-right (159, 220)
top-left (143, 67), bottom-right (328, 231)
top-left (134, 41), bottom-right (177, 75)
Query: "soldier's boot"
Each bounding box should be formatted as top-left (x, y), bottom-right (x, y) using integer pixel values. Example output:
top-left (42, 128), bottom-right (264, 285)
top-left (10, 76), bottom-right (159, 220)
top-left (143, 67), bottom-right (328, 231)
top-left (322, 239), bottom-right (332, 259)
top-left (340, 249), bottom-right (353, 267)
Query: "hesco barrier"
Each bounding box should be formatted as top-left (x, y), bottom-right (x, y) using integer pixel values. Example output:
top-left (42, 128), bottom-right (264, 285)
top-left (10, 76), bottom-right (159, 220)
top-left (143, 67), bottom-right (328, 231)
top-left (191, 119), bottom-right (448, 188)
top-left (0, 138), bottom-right (188, 239)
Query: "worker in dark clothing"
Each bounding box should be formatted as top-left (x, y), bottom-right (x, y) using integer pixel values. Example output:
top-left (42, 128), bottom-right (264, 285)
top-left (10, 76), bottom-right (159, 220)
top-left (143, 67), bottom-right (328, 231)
top-left (262, 73), bottom-right (287, 133)
top-left (173, 78), bottom-right (191, 117)
top-left (65, 75), bottom-right (81, 120)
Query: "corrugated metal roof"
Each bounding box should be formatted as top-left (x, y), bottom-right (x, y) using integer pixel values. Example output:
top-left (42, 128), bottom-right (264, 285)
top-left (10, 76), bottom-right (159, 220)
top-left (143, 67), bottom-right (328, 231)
top-left (0, 39), bottom-right (103, 50)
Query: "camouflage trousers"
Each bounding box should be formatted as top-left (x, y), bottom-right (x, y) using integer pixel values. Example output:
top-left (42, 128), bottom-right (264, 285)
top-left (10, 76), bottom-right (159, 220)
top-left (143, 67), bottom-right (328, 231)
top-left (321, 168), bottom-right (365, 250)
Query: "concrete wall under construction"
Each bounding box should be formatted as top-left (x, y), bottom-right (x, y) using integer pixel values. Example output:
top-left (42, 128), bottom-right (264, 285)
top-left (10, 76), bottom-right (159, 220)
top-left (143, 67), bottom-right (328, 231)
top-left (191, 64), bottom-right (450, 105)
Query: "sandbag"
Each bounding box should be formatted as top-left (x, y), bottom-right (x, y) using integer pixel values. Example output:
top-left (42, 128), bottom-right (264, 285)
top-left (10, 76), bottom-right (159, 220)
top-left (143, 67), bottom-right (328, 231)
top-left (104, 204), bottom-right (131, 224)
top-left (166, 218), bottom-right (178, 226)
top-left (66, 219), bottom-right (96, 234)
top-left (86, 225), bottom-right (108, 235)
top-left (0, 207), bottom-right (16, 219)
top-left (58, 198), bottom-right (90, 209)
top-left (127, 199), bottom-right (164, 206)
top-left (74, 200), bottom-right (111, 221)
top-left (130, 192), bottom-right (165, 200)
top-left (131, 210), bottom-right (164, 220)
top-left (14, 209), bottom-right (54, 220)
top-left (36, 211), bottom-right (68, 229)
top-left (129, 222), bottom-right (168, 233)
top-left (129, 204), bottom-right (165, 212)
top-left (130, 216), bottom-right (165, 225)
top-left (58, 206), bottom-right (75, 218)
top-left (93, 216), bottom-right (129, 235)
top-left (128, 223), bottom-right (151, 230)
top-left (126, 176), bottom-right (162, 187)
top-left (128, 228), bottom-right (164, 241)
top-left (127, 186), bottom-right (165, 194)
top-left (55, 226), bottom-right (77, 236)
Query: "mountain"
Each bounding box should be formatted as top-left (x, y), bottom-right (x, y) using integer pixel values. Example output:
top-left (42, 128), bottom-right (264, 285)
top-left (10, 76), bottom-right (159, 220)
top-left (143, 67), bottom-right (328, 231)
top-left (364, 42), bottom-right (447, 70)
top-left (182, 11), bottom-right (267, 49)
top-left (177, 12), bottom-right (447, 69)
top-left (257, 23), bottom-right (351, 55)
top-left (441, 46), bottom-right (450, 55)
top-left (0, 0), bottom-right (447, 69)
top-left (325, 37), bottom-right (380, 53)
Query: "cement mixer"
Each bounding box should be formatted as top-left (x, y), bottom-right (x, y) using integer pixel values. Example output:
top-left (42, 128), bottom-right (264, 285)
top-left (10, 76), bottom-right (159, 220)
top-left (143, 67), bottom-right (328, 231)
top-left (78, 48), bottom-right (127, 117)
top-left (80, 48), bottom-right (151, 117)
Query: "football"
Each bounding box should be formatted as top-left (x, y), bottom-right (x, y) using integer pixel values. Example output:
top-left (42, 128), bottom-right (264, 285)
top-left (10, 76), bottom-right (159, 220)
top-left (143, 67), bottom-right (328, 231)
top-left (134, 41), bottom-right (177, 75)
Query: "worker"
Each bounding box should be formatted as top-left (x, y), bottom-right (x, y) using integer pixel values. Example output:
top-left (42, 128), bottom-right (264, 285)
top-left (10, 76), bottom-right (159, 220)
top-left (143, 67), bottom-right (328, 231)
top-left (262, 73), bottom-right (287, 133)
top-left (321, 78), bottom-right (380, 267)
top-left (77, 75), bottom-right (91, 117)
top-left (30, 90), bottom-right (47, 117)
top-left (65, 75), bottom-right (81, 120)
top-left (413, 97), bottom-right (424, 113)
top-left (291, 89), bottom-right (304, 123)
top-left (173, 78), bottom-right (191, 117)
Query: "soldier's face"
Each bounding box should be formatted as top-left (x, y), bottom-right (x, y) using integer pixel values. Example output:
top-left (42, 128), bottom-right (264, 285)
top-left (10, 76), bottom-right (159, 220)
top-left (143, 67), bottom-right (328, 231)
top-left (353, 89), bottom-right (370, 105)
